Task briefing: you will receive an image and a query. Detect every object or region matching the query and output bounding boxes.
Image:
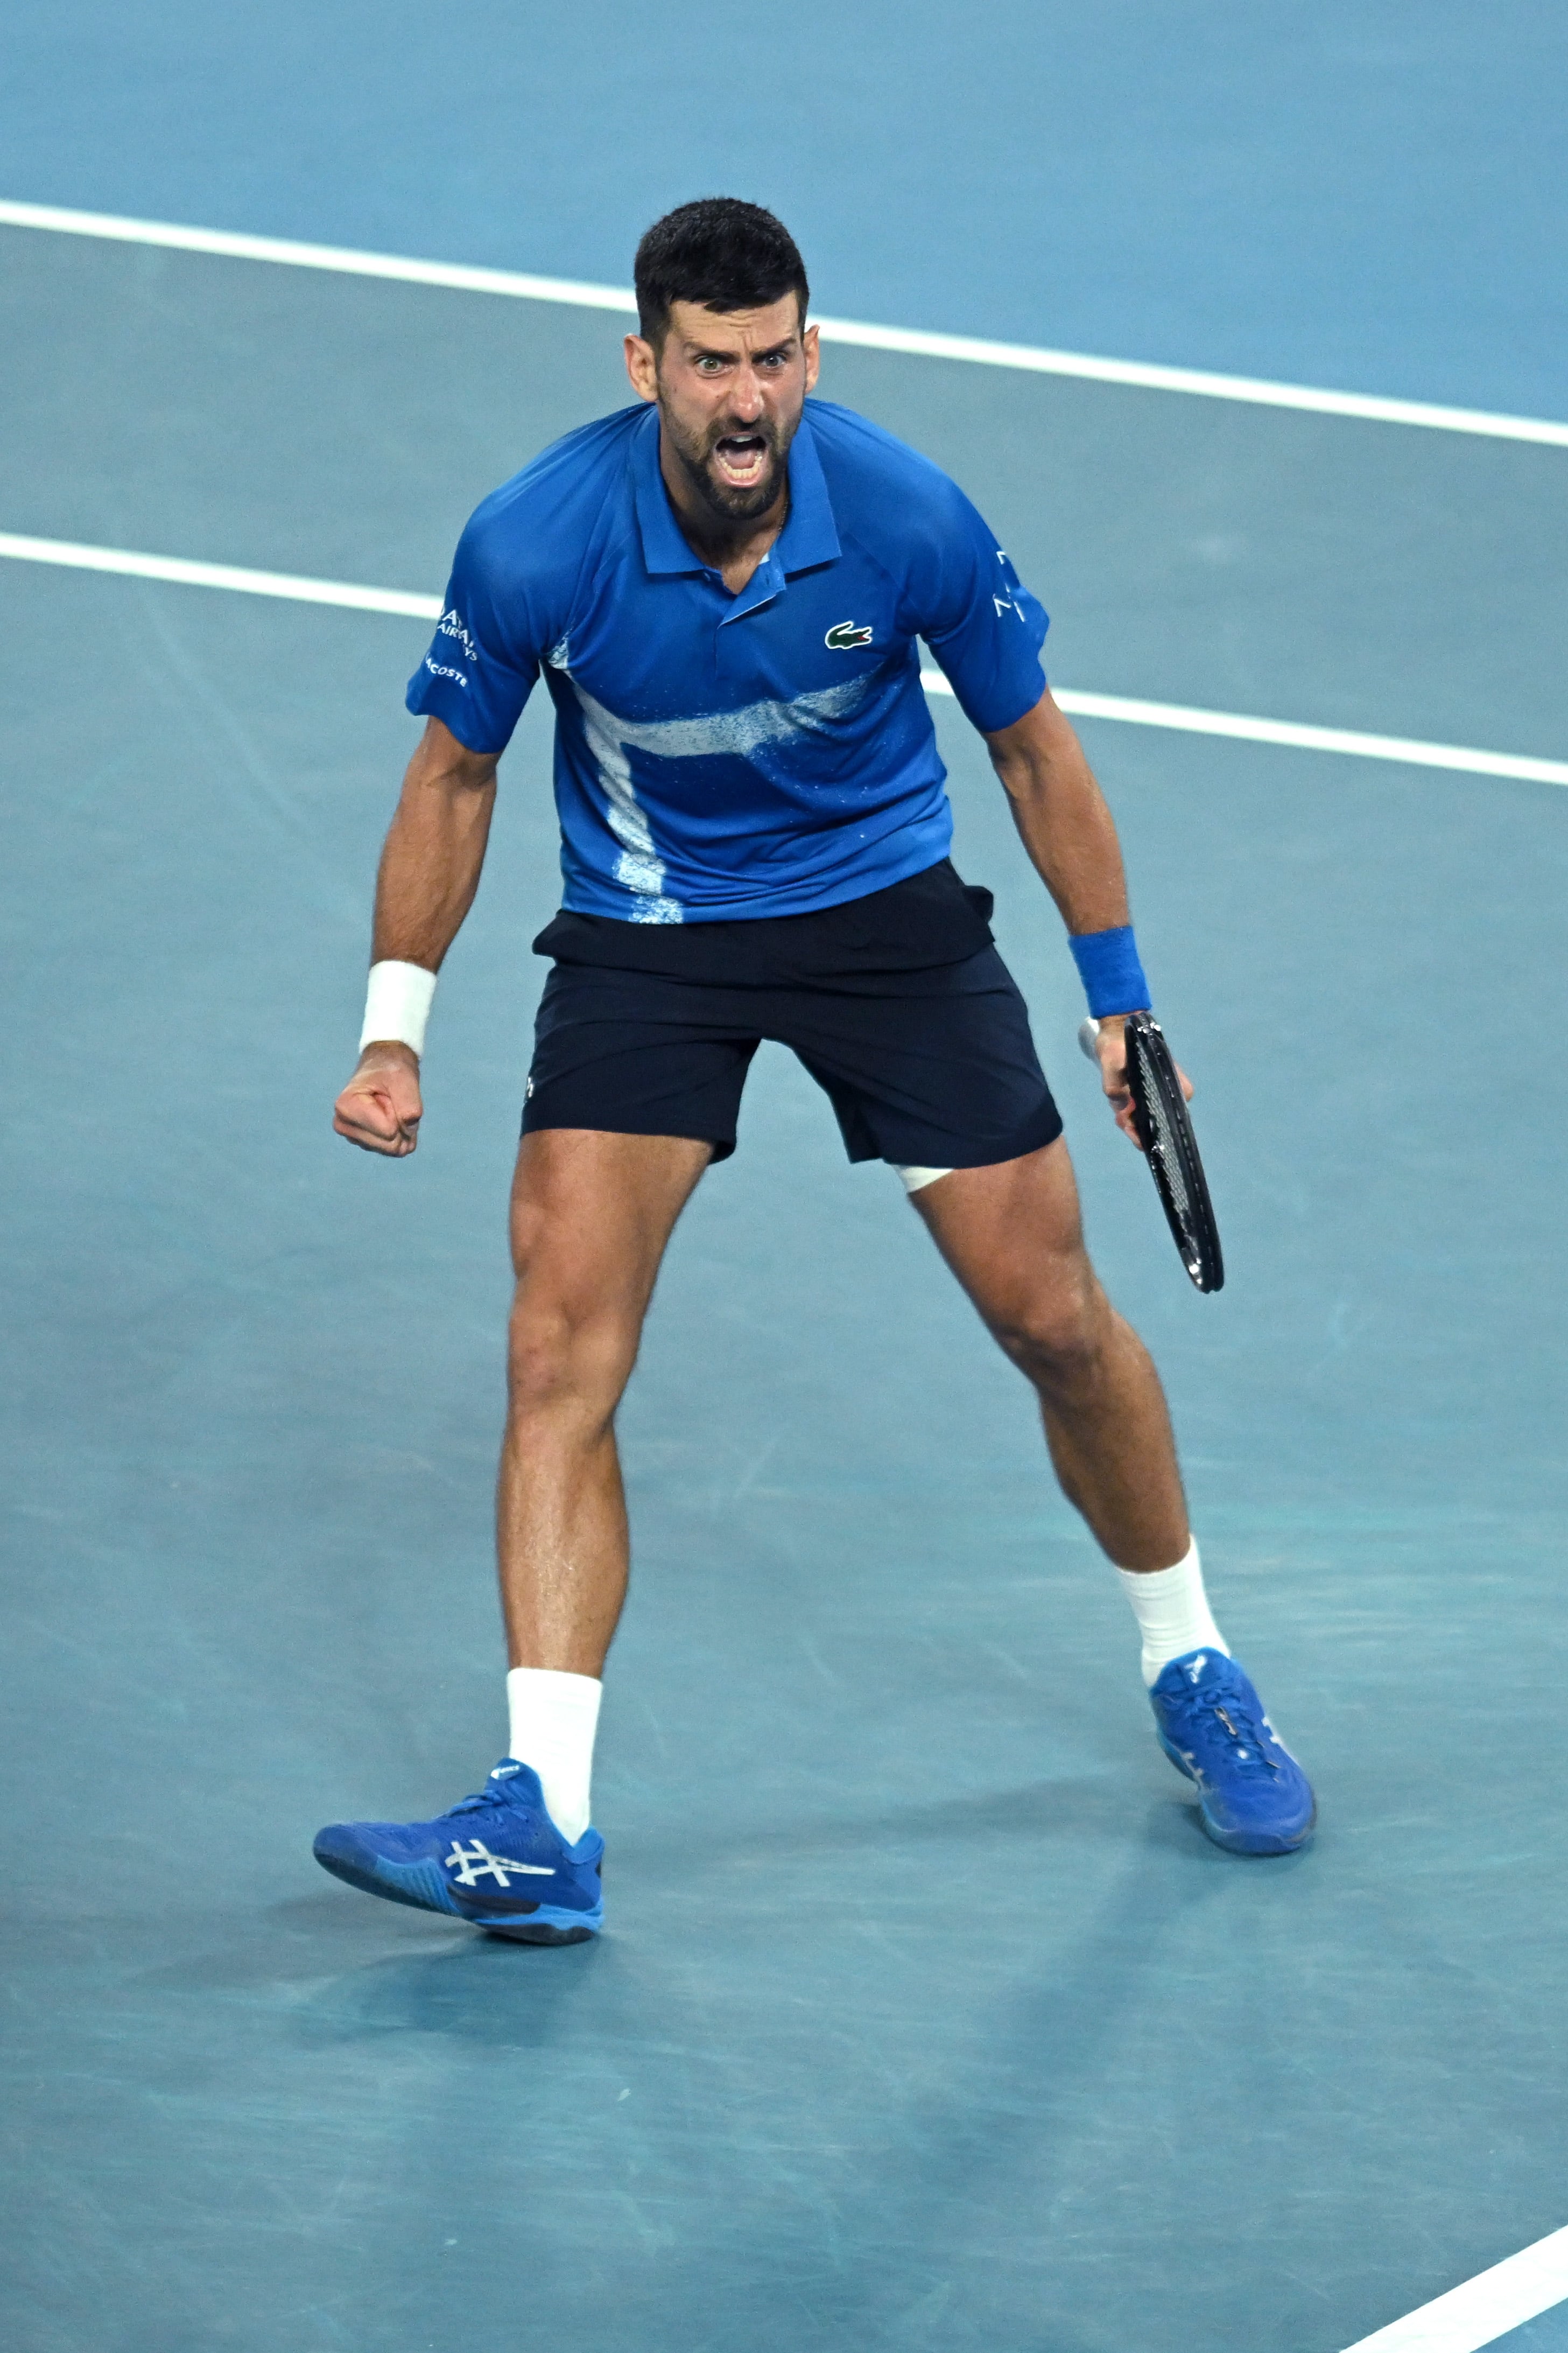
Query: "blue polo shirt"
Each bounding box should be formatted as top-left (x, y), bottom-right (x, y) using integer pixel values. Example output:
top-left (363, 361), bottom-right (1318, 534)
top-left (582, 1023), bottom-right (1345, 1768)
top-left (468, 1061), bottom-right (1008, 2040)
top-left (406, 398), bottom-right (1048, 924)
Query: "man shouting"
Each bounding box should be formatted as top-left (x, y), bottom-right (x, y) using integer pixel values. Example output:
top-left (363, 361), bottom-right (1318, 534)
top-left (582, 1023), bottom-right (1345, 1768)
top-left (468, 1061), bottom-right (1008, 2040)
top-left (314, 197), bottom-right (1314, 1944)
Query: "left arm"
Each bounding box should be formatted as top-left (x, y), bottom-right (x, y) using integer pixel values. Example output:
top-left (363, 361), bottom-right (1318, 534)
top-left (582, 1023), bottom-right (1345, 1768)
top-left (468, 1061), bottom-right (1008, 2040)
top-left (984, 687), bottom-right (1188, 1144)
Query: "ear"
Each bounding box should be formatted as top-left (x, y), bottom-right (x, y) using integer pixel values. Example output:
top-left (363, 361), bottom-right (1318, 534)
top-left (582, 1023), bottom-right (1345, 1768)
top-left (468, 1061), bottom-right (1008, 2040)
top-left (802, 321), bottom-right (821, 396)
top-left (624, 333), bottom-right (659, 404)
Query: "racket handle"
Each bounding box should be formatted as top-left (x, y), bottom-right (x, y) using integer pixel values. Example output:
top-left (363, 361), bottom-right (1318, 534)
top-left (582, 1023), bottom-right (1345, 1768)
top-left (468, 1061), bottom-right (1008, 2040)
top-left (1078, 1017), bottom-right (1101, 1063)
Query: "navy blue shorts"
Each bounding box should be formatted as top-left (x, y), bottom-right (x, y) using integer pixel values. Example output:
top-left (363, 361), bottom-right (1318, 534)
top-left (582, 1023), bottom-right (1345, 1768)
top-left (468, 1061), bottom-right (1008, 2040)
top-left (522, 866), bottom-right (1063, 1171)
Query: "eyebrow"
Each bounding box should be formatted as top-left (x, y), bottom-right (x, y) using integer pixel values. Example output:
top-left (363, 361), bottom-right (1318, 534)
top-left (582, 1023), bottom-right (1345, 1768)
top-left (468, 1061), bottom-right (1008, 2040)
top-left (686, 336), bottom-right (798, 363)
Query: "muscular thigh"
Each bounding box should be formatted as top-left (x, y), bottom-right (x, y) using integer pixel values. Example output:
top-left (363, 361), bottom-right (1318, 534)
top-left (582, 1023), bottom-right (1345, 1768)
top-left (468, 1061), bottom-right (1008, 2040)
top-left (509, 1129), bottom-right (713, 1327)
top-left (910, 1137), bottom-right (1102, 1346)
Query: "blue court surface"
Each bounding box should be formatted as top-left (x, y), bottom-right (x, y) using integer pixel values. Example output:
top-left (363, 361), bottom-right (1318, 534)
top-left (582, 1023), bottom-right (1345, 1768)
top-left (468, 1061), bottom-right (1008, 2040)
top-left (4, 11), bottom-right (1568, 2352)
top-left (1500, 2316), bottom-right (1568, 2352)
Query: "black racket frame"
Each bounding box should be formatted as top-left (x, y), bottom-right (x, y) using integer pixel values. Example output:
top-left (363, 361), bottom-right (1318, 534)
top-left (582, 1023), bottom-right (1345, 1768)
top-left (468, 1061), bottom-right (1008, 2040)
top-left (1122, 1011), bottom-right (1225, 1293)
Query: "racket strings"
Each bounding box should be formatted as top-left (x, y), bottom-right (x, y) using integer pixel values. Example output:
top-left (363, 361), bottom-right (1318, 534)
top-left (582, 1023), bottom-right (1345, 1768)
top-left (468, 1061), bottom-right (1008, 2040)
top-left (1143, 1083), bottom-right (1193, 1223)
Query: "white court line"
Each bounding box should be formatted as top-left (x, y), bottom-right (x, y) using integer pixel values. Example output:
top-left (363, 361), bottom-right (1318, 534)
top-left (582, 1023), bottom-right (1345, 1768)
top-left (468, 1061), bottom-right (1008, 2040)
top-left (3, 197), bottom-right (1567, 451)
top-left (921, 669), bottom-right (1568, 787)
top-left (0, 531), bottom-right (439, 618)
top-left (5, 528), bottom-right (1566, 789)
top-left (1339, 2224), bottom-right (1568, 2352)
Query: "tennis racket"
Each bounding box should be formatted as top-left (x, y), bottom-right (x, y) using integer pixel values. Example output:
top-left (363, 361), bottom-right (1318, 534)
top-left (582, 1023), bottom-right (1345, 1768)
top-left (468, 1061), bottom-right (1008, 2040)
top-left (1078, 1014), bottom-right (1225, 1293)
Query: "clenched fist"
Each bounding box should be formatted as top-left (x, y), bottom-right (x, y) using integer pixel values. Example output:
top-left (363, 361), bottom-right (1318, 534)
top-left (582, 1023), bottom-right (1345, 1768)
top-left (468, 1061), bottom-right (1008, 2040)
top-left (334, 1042), bottom-right (424, 1157)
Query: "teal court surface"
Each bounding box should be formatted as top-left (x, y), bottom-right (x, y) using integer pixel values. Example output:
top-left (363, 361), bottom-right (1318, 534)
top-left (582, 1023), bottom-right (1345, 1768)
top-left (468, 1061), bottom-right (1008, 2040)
top-left (3, 10), bottom-right (1568, 2350)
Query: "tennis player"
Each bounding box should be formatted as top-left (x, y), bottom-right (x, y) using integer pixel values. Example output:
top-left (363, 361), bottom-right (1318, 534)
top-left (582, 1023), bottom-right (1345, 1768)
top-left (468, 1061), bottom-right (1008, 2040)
top-left (314, 199), bottom-right (1314, 1942)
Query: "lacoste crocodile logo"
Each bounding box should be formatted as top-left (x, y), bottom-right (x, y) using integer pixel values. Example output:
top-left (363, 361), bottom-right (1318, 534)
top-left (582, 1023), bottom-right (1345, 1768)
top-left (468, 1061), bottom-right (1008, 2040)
top-left (825, 620), bottom-right (874, 650)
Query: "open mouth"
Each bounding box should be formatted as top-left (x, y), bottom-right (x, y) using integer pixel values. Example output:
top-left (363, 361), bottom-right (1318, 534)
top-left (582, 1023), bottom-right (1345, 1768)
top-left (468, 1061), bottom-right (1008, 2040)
top-left (712, 432), bottom-right (771, 488)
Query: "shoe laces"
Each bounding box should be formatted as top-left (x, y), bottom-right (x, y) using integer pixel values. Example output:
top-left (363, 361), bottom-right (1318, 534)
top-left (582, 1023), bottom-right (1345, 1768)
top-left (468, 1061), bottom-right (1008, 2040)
top-left (448, 1779), bottom-right (526, 1820)
top-left (1166, 1681), bottom-right (1279, 1779)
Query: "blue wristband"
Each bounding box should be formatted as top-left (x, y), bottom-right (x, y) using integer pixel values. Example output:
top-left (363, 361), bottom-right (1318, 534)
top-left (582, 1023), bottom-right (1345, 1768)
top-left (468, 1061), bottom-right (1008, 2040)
top-left (1068, 926), bottom-right (1151, 1017)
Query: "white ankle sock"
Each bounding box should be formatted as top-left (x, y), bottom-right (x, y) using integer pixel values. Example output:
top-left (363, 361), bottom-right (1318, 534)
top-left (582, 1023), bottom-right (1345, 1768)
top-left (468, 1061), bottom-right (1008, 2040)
top-left (505, 1668), bottom-right (602, 1843)
top-left (1116, 1539), bottom-right (1229, 1687)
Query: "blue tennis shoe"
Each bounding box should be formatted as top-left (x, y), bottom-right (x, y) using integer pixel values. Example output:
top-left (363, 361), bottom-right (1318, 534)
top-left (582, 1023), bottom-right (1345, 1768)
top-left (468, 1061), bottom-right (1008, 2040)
top-left (1148, 1649), bottom-right (1316, 1854)
top-left (313, 1759), bottom-right (604, 1943)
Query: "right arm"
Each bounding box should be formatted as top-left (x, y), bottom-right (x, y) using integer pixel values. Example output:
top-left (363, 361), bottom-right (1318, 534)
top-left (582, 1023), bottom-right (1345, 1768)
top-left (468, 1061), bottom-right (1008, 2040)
top-left (333, 717), bottom-right (499, 1157)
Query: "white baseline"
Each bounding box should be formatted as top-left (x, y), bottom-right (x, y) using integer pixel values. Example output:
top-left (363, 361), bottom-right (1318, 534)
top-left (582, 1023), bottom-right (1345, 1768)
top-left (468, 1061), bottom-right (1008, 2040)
top-left (1338, 2221), bottom-right (1568, 2352)
top-left (3, 530), bottom-right (1564, 790)
top-left (2, 198), bottom-right (1566, 451)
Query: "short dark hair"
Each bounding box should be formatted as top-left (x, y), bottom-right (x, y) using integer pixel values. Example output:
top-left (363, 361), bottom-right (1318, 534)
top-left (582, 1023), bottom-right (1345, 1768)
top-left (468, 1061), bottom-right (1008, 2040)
top-left (634, 198), bottom-right (808, 348)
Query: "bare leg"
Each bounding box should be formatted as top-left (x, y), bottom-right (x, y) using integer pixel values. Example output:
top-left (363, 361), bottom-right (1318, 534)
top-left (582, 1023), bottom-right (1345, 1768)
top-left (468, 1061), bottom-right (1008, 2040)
top-left (498, 1129), bottom-right (712, 1672)
top-left (912, 1139), bottom-right (1189, 1572)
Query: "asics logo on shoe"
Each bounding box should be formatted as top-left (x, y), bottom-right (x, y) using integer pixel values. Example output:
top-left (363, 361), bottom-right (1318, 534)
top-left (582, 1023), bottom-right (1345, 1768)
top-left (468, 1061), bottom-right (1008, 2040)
top-left (825, 620), bottom-right (874, 650)
top-left (445, 1839), bottom-right (554, 1888)
top-left (489, 1764), bottom-right (521, 1779)
top-left (1185, 1654), bottom-right (1208, 1683)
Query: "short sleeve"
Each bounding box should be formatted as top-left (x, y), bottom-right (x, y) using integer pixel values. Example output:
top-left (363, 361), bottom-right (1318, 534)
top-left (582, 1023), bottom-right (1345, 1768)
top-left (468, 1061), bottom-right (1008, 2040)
top-left (908, 484), bottom-right (1049, 734)
top-left (405, 514), bottom-right (544, 756)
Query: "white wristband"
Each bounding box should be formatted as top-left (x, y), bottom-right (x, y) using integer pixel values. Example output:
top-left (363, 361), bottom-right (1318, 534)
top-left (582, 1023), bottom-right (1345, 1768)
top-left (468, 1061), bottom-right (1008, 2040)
top-left (359, 960), bottom-right (437, 1056)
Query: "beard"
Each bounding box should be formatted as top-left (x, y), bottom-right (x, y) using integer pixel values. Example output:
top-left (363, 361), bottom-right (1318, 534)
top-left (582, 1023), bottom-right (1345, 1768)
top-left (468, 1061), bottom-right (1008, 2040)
top-left (662, 402), bottom-right (794, 523)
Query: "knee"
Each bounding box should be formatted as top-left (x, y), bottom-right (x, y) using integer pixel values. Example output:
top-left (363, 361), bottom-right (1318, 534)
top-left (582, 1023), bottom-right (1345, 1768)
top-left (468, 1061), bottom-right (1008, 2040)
top-left (505, 1290), bottom-right (638, 1425)
top-left (992, 1269), bottom-right (1107, 1397)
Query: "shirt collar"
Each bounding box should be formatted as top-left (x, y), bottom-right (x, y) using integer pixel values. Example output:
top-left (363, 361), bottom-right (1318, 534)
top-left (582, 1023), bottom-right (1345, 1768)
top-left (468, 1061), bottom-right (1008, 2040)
top-left (632, 404), bottom-right (841, 582)
top-left (772, 410), bottom-right (840, 574)
top-left (632, 408), bottom-right (702, 575)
